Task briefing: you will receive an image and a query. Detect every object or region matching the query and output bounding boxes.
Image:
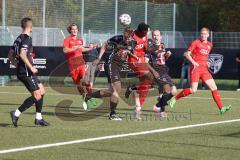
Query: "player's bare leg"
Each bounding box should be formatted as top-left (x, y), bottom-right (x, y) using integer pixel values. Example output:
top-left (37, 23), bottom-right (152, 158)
top-left (109, 81), bottom-right (122, 120)
top-left (133, 72), bottom-right (153, 120)
top-left (82, 75), bottom-right (97, 107)
top-left (133, 90), bottom-right (142, 120)
top-left (154, 84), bottom-right (178, 117)
top-left (11, 84), bottom-right (49, 127)
top-left (169, 82), bottom-right (198, 109)
top-left (34, 83), bottom-right (49, 126)
top-left (83, 82), bottom-right (113, 109)
top-left (204, 79), bottom-right (231, 114)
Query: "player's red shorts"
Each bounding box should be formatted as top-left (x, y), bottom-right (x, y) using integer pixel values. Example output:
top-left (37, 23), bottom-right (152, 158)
top-left (190, 65), bottom-right (212, 83)
top-left (128, 62), bottom-right (150, 77)
top-left (70, 66), bottom-right (86, 84)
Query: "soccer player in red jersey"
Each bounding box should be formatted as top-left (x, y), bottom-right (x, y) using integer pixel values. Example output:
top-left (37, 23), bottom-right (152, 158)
top-left (127, 23), bottom-right (160, 119)
top-left (63, 23), bottom-right (94, 109)
top-left (169, 27), bottom-right (231, 114)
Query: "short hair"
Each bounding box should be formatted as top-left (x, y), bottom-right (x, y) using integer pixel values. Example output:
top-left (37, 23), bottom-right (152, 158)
top-left (200, 27), bottom-right (210, 33)
top-left (67, 23), bottom-right (79, 34)
top-left (137, 22), bottom-right (150, 32)
top-left (21, 17), bottom-right (32, 29)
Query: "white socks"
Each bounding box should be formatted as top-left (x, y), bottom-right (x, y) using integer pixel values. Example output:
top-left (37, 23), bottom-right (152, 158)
top-left (14, 110), bottom-right (43, 120)
top-left (14, 109), bottom-right (21, 117)
top-left (36, 112), bottom-right (42, 120)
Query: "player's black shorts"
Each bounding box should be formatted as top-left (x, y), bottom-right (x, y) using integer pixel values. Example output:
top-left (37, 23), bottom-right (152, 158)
top-left (151, 63), bottom-right (174, 87)
top-left (17, 74), bottom-right (40, 92)
top-left (104, 62), bottom-right (122, 83)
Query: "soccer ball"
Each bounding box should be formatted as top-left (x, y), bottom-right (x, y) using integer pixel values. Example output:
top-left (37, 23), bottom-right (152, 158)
top-left (119, 13), bottom-right (131, 26)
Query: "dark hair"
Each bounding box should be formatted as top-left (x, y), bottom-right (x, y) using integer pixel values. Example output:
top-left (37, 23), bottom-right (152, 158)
top-left (67, 23), bottom-right (79, 33)
top-left (137, 22), bottom-right (150, 32)
top-left (21, 17), bottom-right (32, 29)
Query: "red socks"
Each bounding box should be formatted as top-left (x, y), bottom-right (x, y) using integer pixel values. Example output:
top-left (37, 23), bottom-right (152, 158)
top-left (211, 90), bottom-right (223, 109)
top-left (175, 88), bottom-right (223, 110)
top-left (175, 88), bottom-right (192, 100)
top-left (137, 78), bottom-right (152, 107)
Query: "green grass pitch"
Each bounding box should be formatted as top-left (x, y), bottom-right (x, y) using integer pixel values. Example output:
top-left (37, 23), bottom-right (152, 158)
top-left (0, 85), bottom-right (240, 160)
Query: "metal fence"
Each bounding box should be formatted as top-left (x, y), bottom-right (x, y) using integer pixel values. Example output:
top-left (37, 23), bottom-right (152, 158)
top-left (0, 0), bottom-right (240, 48)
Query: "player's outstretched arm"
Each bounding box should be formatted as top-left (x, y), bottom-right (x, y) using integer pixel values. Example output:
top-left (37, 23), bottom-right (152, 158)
top-left (92, 43), bottom-right (107, 66)
top-left (184, 51), bottom-right (199, 67)
top-left (8, 49), bottom-right (17, 67)
top-left (19, 48), bottom-right (38, 74)
top-left (165, 51), bottom-right (172, 60)
top-left (81, 47), bottom-right (92, 53)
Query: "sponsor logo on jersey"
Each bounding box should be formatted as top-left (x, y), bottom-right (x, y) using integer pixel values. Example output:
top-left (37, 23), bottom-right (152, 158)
top-left (200, 49), bottom-right (209, 55)
top-left (135, 44), bottom-right (144, 49)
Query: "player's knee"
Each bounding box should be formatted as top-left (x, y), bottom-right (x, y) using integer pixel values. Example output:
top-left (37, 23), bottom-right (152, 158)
top-left (210, 85), bottom-right (218, 91)
top-left (171, 87), bottom-right (178, 96)
top-left (41, 87), bottom-right (46, 95)
top-left (164, 84), bottom-right (171, 93)
top-left (112, 91), bottom-right (119, 99)
top-left (191, 88), bottom-right (197, 93)
top-left (33, 93), bottom-right (42, 101)
top-left (165, 90), bottom-right (171, 94)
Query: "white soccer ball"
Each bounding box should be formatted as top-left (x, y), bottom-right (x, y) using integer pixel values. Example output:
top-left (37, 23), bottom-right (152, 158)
top-left (119, 13), bottom-right (131, 26)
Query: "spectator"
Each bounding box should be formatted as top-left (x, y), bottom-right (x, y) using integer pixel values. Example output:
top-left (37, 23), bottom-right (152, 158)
top-left (236, 53), bottom-right (240, 91)
top-left (180, 56), bottom-right (190, 89)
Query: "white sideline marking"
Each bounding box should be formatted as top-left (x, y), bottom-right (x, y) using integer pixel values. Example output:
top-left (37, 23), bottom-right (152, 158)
top-left (0, 119), bottom-right (240, 154)
top-left (0, 91), bottom-right (239, 101)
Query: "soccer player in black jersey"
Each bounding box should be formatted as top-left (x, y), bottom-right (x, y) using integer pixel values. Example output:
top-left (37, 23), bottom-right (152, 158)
top-left (147, 30), bottom-right (177, 117)
top-left (84, 28), bottom-right (139, 120)
top-left (8, 17), bottom-right (49, 127)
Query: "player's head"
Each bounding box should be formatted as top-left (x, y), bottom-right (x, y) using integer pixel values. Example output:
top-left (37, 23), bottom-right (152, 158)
top-left (152, 30), bottom-right (162, 44)
top-left (123, 27), bottom-right (134, 42)
top-left (136, 22), bottom-right (150, 38)
top-left (67, 23), bottom-right (79, 36)
top-left (200, 27), bottom-right (210, 41)
top-left (21, 17), bottom-right (33, 33)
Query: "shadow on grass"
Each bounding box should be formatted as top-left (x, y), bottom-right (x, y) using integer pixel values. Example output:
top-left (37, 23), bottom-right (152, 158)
top-left (223, 131), bottom-right (240, 138)
top-left (136, 138), bottom-right (240, 151)
top-left (0, 103), bottom-right (21, 106)
top-left (0, 123), bottom-right (12, 128)
top-left (77, 147), bottom-right (193, 160)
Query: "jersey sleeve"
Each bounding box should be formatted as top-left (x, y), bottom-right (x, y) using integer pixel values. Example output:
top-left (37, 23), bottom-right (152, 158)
top-left (188, 40), bottom-right (197, 52)
top-left (63, 38), bottom-right (70, 48)
top-left (20, 38), bottom-right (31, 51)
